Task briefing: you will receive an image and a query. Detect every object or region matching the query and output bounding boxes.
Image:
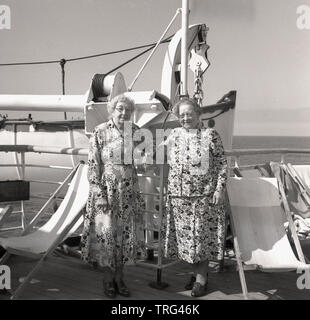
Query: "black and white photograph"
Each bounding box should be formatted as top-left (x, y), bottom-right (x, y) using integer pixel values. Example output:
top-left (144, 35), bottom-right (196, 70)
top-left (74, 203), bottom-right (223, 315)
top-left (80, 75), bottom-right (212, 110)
top-left (0, 0), bottom-right (310, 305)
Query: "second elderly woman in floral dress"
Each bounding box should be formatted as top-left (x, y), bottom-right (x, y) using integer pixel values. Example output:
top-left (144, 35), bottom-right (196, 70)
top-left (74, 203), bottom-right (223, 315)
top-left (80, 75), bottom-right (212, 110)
top-left (161, 98), bottom-right (228, 298)
top-left (81, 94), bottom-right (145, 299)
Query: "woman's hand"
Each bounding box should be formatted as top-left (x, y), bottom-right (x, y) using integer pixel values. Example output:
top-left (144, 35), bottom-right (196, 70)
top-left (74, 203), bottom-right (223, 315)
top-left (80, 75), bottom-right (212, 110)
top-left (212, 190), bottom-right (224, 205)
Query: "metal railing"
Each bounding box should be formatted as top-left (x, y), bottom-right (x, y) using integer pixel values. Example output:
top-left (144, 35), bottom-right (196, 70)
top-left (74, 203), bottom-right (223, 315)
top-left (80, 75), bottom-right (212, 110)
top-left (1, 144), bottom-right (310, 190)
top-left (1, 144), bottom-right (310, 284)
top-left (0, 144), bottom-right (88, 231)
top-left (226, 148), bottom-right (310, 171)
top-left (1, 144), bottom-right (310, 192)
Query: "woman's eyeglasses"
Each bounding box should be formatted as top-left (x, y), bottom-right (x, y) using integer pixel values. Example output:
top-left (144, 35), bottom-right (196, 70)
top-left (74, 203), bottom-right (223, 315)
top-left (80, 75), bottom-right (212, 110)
top-left (115, 106), bottom-right (132, 114)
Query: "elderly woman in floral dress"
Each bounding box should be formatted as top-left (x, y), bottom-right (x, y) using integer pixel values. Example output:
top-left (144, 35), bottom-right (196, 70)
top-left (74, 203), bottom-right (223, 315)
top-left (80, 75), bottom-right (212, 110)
top-left (81, 94), bottom-right (145, 299)
top-left (161, 98), bottom-right (228, 298)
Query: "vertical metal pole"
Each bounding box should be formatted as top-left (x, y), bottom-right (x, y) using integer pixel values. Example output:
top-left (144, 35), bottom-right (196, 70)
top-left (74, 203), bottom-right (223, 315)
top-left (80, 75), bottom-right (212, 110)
top-left (20, 152), bottom-right (26, 230)
top-left (157, 165), bottom-right (165, 271)
top-left (181, 0), bottom-right (189, 96)
top-left (149, 164), bottom-right (168, 289)
top-left (60, 59), bottom-right (67, 120)
top-left (13, 124), bottom-right (21, 180)
top-left (145, 176), bottom-right (154, 252)
top-left (68, 128), bottom-right (77, 167)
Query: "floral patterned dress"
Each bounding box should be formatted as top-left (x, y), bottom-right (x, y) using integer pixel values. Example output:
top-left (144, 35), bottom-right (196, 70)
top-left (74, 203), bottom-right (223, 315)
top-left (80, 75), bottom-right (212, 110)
top-left (81, 120), bottom-right (145, 270)
top-left (161, 123), bottom-right (228, 263)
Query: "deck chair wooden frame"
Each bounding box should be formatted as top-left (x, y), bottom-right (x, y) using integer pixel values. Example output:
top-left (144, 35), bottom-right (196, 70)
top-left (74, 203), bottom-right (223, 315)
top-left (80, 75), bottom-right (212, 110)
top-left (271, 163), bottom-right (307, 263)
top-left (0, 162), bottom-right (88, 299)
top-left (0, 205), bottom-right (13, 229)
top-left (226, 176), bottom-right (308, 300)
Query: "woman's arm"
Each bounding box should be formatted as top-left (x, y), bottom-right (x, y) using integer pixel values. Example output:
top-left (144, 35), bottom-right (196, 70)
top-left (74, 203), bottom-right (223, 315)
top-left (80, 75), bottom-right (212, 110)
top-left (210, 129), bottom-right (228, 203)
top-left (88, 127), bottom-right (108, 207)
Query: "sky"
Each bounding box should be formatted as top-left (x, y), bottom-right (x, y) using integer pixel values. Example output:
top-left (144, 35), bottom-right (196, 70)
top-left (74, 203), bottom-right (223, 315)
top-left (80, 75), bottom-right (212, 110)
top-left (0, 0), bottom-right (310, 136)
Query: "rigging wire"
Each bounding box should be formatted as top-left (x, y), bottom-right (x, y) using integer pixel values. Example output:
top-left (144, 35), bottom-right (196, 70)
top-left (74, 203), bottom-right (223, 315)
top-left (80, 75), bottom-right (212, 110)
top-left (105, 34), bottom-right (174, 76)
top-left (0, 36), bottom-right (174, 67)
top-left (91, 38), bottom-right (174, 101)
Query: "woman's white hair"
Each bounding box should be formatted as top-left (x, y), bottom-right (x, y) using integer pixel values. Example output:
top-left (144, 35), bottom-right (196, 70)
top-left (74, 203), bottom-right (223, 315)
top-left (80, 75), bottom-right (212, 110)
top-left (107, 94), bottom-right (135, 115)
top-left (172, 97), bottom-right (202, 117)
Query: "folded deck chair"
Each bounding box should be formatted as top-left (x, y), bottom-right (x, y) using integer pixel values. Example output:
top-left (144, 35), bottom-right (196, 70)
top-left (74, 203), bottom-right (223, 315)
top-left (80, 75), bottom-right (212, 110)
top-left (270, 162), bottom-right (310, 219)
top-left (226, 177), bottom-right (310, 299)
top-left (292, 165), bottom-right (310, 190)
top-left (0, 163), bottom-right (89, 299)
top-left (289, 164), bottom-right (310, 206)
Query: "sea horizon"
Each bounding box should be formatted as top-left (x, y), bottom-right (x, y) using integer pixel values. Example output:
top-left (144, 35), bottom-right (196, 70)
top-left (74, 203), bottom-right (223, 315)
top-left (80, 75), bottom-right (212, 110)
top-left (232, 135), bottom-right (310, 167)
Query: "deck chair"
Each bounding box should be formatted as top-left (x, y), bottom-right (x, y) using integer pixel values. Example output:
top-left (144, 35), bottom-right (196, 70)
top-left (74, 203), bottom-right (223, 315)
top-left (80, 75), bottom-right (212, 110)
top-left (276, 163), bottom-right (310, 219)
top-left (288, 164), bottom-right (310, 208)
top-left (291, 165), bottom-right (310, 190)
top-left (233, 162), bottom-right (273, 178)
top-left (233, 167), bottom-right (262, 178)
top-left (226, 177), bottom-right (310, 299)
top-left (0, 162), bottom-right (89, 299)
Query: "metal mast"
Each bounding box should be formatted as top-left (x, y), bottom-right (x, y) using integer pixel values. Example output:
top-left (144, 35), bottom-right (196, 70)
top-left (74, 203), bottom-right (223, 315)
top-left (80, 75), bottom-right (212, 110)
top-left (180, 0), bottom-right (189, 97)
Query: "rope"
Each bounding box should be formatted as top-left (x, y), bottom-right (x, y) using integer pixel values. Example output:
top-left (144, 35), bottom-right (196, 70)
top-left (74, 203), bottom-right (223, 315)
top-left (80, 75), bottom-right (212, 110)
top-left (105, 45), bottom-right (157, 76)
top-left (106, 34), bottom-right (174, 76)
top-left (0, 34), bottom-right (174, 122)
top-left (0, 37), bottom-right (174, 67)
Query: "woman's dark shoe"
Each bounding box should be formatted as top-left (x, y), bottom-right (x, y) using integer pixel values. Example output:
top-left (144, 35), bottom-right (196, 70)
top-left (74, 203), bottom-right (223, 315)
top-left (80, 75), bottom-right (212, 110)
top-left (184, 275), bottom-right (196, 290)
top-left (115, 280), bottom-right (131, 297)
top-left (191, 273), bottom-right (208, 297)
top-left (191, 282), bottom-right (208, 297)
top-left (103, 281), bottom-right (116, 299)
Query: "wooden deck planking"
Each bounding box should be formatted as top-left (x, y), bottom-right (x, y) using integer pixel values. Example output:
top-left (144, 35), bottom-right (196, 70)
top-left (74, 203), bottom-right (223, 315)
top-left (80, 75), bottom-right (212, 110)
top-left (1, 199), bottom-right (310, 300)
top-left (2, 253), bottom-right (310, 300)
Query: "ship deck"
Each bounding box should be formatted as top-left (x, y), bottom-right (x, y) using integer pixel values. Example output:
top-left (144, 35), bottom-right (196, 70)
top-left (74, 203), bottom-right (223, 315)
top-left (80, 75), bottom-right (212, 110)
top-left (2, 253), bottom-right (310, 300)
top-left (1, 199), bottom-right (310, 300)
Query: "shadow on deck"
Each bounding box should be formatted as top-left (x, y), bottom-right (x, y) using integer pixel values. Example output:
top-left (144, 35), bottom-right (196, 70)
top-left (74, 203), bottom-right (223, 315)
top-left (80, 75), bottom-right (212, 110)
top-left (1, 253), bottom-right (310, 300)
top-left (1, 198), bottom-right (310, 300)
